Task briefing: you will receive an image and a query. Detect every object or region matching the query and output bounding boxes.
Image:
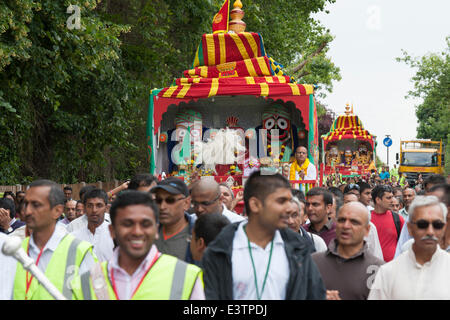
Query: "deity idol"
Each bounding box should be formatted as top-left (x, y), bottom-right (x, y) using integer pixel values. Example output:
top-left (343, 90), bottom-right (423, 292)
top-left (166, 109), bottom-right (205, 174)
top-left (341, 147), bottom-right (354, 166)
top-left (326, 143), bottom-right (340, 167)
top-left (256, 103), bottom-right (299, 164)
top-left (355, 142), bottom-right (372, 165)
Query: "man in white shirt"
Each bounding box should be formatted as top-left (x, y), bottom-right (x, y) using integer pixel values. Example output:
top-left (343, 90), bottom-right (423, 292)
top-left (289, 146), bottom-right (317, 181)
top-left (71, 189), bottom-right (114, 262)
top-left (5, 180), bottom-right (96, 300)
top-left (286, 197), bottom-right (327, 253)
top-left (0, 233), bottom-right (18, 300)
top-left (202, 171), bottom-right (325, 300)
top-left (57, 199), bottom-right (77, 226)
top-left (66, 209), bottom-right (111, 233)
top-left (368, 195), bottom-right (450, 299)
top-left (70, 190), bottom-right (204, 300)
top-left (190, 180), bottom-right (245, 223)
top-left (66, 185), bottom-right (110, 233)
top-left (358, 182), bottom-right (374, 212)
top-left (219, 183), bottom-right (243, 213)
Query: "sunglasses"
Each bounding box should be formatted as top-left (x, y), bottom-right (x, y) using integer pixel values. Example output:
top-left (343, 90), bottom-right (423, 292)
top-left (155, 196), bottom-right (186, 205)
top-left (347, 184), bottom-right (360, 191)
top-left (410, 219), bottom-right (446, 230)
top-left (192, 194), bottom-right (220, 208)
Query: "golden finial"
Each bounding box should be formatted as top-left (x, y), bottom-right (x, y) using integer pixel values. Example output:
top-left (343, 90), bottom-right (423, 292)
top-left (344, 103), bottom-right (351, 115)
top-left (229, 0), bottom-right (246, 33)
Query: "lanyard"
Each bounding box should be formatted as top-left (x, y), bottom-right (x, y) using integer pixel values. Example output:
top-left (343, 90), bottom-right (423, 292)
top-left (110, 251), bottom-right (161, 300)
top-left (244, 226), bottom-right (274, 300)
top-left (25, 241), bottom-right (45, 300)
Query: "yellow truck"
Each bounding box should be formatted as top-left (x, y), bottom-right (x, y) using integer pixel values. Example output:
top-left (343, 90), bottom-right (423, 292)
top-left (396, 140), bottom-right (445, 186)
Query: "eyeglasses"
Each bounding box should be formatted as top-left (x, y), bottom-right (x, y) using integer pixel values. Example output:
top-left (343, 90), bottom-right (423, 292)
top-left (410, 219), bottom-right (445, 230)
top-left (191, 194), bottom-right (220, 208)
top-left (155, 196), bottom-right (186, 205)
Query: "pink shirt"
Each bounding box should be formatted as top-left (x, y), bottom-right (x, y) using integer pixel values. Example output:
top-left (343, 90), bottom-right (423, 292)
top-left (107, 245), bottom-right (204, 300)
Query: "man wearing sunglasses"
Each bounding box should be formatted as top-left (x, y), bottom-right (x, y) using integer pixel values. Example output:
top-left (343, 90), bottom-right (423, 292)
top-left (368, 196), bottom-right (450, 300)
top-left (151, 178), bottom-right (196, 263)
top-left (190, 180), bottom-right (245, 223)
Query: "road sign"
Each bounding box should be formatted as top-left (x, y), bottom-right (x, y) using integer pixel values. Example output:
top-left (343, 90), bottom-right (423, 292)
top-left (383, 137), bottom-right (392, 147)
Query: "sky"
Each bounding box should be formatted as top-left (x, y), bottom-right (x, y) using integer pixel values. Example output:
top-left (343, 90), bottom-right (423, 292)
top-left (313, 0), bottom-right (450, 167)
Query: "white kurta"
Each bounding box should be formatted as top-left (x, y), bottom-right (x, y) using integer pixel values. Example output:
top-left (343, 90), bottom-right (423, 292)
top-left (366, 222), bottom-right (385, 262)
top-left (0, 234), bottom-right (18, 300)
top-left (66, 213), bottom-right (111, 233)
top-left (71, 220), bottom-right (114, 262)
top-left (221, 204), bottom-right (246, 223)
top-left (368, 245), bottom-right (450, 300)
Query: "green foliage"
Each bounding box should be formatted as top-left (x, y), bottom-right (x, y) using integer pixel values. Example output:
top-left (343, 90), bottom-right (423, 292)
top-left (397, 37), bottom-right (449, 143)
top-left (445, 137), bottom-right (450, 176)
top-left (397, 37), bottom-right (449, 175)
top-left (0, 0), bottom-right (135, 184)
top-left (212, 0), bottom-right (341, 97)
top-left (376, 155), bottom-right (385, 169)
top-left (316, 101), bottom-right (335, 163)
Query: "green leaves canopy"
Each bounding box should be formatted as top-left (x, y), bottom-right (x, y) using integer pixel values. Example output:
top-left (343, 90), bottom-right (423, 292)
top-left (397, 37), bottom-right (450, 174)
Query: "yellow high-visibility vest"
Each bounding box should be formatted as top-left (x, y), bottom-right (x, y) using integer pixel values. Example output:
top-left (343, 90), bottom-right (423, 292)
top-left (13, 234), bottom-right (94, 300)
top-left (71, 254), bottom-right (203, 300)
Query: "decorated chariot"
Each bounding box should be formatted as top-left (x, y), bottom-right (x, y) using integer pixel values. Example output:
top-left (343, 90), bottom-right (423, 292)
top-left (145, 0), bottom-right (319, 204)
top-left (321, 104), bottom-right (377, 184)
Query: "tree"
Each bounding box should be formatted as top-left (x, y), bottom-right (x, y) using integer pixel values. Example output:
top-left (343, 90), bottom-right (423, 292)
top-left (316, 101), bottom-right (335, 163)
top-left (397, 37), bottom-right (450, 174)
top-left (0, 0), bottom-right (132, 184)
top-left (222, 0), bottom-right (341, 97)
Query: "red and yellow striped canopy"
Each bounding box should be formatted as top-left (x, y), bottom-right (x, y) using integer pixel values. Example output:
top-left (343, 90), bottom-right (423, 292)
top-left (157, 77), bottom-right (314, 99)
top-left (322, 114), bottom-right (374, 148)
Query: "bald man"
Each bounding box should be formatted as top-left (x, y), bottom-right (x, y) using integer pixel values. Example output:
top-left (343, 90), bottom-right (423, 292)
top-left (312, 202), bottom-right (385, 300)
top-left (289, 146), bottom-right (317, 181)
top-left (343, 190), bottom-right (384, 261)
top-left (58, 199), bottom-right (78, 226)
top-left (190, 180), bottom-right (245, 223)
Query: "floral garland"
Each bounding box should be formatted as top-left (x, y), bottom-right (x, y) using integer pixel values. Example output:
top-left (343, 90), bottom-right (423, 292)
top-left (267, 142), bottom-right (287, 162)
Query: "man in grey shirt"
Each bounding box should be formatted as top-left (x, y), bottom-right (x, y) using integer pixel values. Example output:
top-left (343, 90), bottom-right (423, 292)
top-left (312, 202), bottom-right (384, 300)
top-left (151, 178), bottom-right (196, 263)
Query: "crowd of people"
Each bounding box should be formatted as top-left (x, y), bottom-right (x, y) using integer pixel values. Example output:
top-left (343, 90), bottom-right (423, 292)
top-left (0, 150), bottom-right (449, 300)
